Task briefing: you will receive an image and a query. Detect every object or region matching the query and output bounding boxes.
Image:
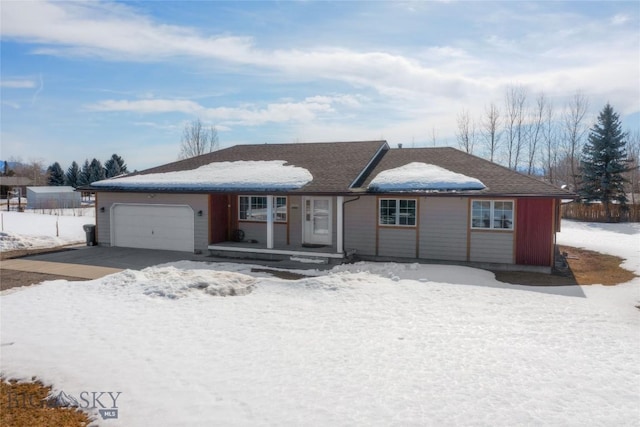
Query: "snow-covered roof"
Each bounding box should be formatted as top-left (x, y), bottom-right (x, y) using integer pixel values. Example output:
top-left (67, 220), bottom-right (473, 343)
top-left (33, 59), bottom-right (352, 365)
top-left (368, 162), bottom-right (486, 191)
top-left (27, 186), bottom-right (77, 193)
top-left (91, 160), bottom-right (313, 191)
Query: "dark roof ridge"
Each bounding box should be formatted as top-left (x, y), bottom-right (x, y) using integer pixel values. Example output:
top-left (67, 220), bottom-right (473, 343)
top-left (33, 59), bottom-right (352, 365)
top-left (228, 139), bottom-right (387, 148)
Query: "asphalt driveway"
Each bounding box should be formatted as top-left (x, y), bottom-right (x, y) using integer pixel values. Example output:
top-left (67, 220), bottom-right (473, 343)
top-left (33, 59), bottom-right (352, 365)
top-left (20, 246), bottom-right (212, 270)
top-left (2, 246), bottom-right (323, 290)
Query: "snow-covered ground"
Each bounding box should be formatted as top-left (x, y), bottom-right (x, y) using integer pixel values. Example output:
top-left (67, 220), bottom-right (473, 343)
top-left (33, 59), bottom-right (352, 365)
top-left (0, 210), bottom-right (95, 251)
top-left (1, 221), bottom-right (639, 426)
top-left (557, 219), bottom-right (640, 274)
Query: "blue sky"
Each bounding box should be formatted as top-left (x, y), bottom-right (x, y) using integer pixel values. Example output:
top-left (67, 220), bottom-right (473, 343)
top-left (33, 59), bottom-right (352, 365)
top-left (1, 1), bottom-right (639, 171)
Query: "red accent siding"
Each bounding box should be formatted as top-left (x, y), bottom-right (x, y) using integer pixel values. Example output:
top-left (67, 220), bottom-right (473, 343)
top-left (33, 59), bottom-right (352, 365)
top-left (516, 198), bottom-right (554, 266)
top-left (209, 194), bottom-right (229, 243)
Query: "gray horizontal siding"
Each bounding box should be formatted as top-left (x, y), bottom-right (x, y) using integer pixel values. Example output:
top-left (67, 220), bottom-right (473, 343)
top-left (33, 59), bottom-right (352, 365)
top-left (378, 227), bottom-right (417, 258)
top-left (288, 196), bottom-right (302, 246)
top-left (419, 197), bottom-right (467, 261)
top-left (469, 231), bottom-right (514, 264)
top-left (96, 192), bottom-right (209, 252)
top-left (344, 196), bottom-right (376, 255)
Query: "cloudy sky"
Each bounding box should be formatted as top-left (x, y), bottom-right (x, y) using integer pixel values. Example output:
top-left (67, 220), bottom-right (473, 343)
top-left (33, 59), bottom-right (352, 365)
top-left (1, 1), bottom-right (639, 171)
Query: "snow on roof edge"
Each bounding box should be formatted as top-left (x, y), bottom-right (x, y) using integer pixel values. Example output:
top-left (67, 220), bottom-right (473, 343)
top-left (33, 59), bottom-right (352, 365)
top-left (91, 160), bottom-right (313, 190)
top-left (368, 162), bottom-right (486, 192)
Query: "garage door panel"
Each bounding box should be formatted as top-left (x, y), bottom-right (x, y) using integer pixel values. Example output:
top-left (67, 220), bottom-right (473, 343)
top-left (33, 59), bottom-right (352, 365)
top-left (112, 204), bottom-right (194, 252)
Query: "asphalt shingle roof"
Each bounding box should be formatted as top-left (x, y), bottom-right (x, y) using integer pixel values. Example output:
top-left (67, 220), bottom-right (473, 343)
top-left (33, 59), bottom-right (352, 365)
top-left (90, 140), bottom-right (388, 194)
top-left (87, 142), bottom-right (572, 197)
top-left (363, 147), bottom-right (574, 197)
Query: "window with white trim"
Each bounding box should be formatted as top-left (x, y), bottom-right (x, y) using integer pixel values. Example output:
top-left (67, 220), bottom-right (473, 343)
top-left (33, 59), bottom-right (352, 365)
top-left (239, 196), bottom-right (287, 222)
top-left (471, 200), bottom-right (513, 230)
top-left (379, 198), bottom-right (417, 226)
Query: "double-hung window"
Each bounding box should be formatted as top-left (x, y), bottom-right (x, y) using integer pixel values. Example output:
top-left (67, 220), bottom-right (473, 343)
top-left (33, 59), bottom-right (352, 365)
top-left (239, 196), bottom-right (287, 222)
top-left (471, 200), bottom-right (513, 230)
top-left (379, 198), bottom-right (416, 226)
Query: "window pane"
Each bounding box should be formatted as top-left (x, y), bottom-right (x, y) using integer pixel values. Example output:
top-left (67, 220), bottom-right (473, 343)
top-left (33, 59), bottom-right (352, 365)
top-left (249, 196), bottom-right (267, 221)
top-left (472, 201), bottom-right (491, 228)
top-left (380, 199), bottom-right (397, 225)
top-left (399, 199), bottom-right (416, 225)
top-left (493, 201), bottom-right (513, 229)
top-left (275, 197), bottom-right (287, 222)
top-left (239, 196), bottom-right (249, 220)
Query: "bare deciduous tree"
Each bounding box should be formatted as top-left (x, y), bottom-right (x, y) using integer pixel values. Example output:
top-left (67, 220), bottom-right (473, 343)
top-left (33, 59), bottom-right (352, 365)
top-left (525, 92), bottom-right (547, 175)
top-left (178, 118), bottom-right (219, 159)
top-left (562, 92), bottom-right (589, 191)
top-left (481, 102), bottom-right (501, 162)
top-left (504, 85), bottom-right (527, 170)
top-left (456, 108), bottom-right (476, 154)
top-left (431, 127), bottom-right (438, 147)
top-left (10, 157), bottom-right (47, 185)
top-left (541, 101), bottom-right (559, 184)
top-left (624, 130), bottom-right (640, 205)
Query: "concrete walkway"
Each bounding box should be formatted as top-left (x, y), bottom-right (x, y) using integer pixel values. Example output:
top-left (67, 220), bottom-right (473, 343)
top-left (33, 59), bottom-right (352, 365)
top-left (1, 259), bottom-right (122, 280)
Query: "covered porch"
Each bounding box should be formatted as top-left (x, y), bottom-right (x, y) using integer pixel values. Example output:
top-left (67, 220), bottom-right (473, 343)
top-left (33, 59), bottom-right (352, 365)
top-left (208, 193), bottom-right (347, 263)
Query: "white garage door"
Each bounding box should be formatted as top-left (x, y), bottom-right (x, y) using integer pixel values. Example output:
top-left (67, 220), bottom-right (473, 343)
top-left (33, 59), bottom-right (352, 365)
top-left (112, 204), bottom-right (194, 252)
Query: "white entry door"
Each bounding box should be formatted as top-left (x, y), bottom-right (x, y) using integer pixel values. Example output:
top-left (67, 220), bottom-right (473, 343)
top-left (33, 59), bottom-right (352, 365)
top-left (303, 197), bottom-right (332, 245)
top-left (112, 204), bottom-right (194, 252)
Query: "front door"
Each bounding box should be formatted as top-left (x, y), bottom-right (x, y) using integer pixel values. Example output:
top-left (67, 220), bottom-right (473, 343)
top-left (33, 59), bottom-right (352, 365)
top-left (209, 194), bottom-right (229, 244)
top-left (303, 197), bottom-right (332, 245)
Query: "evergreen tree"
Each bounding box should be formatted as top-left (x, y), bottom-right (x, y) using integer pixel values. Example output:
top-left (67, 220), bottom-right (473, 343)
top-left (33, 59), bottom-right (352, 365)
top-left (104, 153), bottom-right (128, 178)
top-left (88, 158), bottom-right (106, 183)
top-left (46, 162), bottom-right (65, 186)
top-left (77, 159), bottom-right (91, 187)
top-left (580, 103), bottom-right (630, 222)
top-left (65, 161), bottom-right (81, 188)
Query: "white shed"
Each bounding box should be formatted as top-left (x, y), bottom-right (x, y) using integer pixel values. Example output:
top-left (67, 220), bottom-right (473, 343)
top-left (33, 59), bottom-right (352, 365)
top-left (26, 186), bottom-right (82, 209)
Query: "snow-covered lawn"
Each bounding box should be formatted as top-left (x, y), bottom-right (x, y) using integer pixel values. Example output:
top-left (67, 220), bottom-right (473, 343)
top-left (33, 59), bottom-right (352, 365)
top-left (0, 210), bottom-right (94, 251)
top-left (1, 221), bottom-right (639, 426)
top-left (557, 219), bottom-right (640, 274)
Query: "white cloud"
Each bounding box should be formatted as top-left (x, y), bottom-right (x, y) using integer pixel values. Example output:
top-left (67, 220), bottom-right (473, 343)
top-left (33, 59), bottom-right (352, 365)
top-left (611, 14), bottom-right (629, 25)
top-left (1, 79), bottom-right (36, 88)
top-left (133, 121), bottom-right (180, 131)
top-left (2, 0), bottom-right (638, 165)
top-left (1, 1), bottom-right (256, 62)
top-left (1, 101), bottom-right (21, 109)
top-left (86, 95), bottom-right (355, 126)
top-left (3, 0), bottom-right (637, 111)
top-left (0, 1), bottom-right (479, 99)
top-left (88, 99), bottom-right (203, 114)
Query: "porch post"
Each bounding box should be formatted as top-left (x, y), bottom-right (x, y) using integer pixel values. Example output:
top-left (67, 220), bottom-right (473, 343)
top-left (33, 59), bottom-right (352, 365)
top-left (336, 196), bottom-right (344, 254)
top-left (266, 195), bottom-right (274, 249)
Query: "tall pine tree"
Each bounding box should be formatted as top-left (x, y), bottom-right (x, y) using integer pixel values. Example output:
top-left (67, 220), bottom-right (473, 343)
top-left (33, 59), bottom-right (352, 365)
top-left (65, 161), bottom-right (81, 188)
top-left (46, 162), bottom-right (65, 186)
top-left (580, 103), bottom-right (630, 222)
top-left (104, 154), bottom-right (128, 178)
top-left (77, 159), bottom-right (91, 187)
top-left (88, 158), bottom-right (106, 183)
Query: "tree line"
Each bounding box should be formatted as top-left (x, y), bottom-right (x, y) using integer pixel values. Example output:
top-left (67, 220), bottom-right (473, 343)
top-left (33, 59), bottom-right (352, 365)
top-left (45, 154), bottom-right (128, 188)
top-left (453, 86), bottom-right (639, 211)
